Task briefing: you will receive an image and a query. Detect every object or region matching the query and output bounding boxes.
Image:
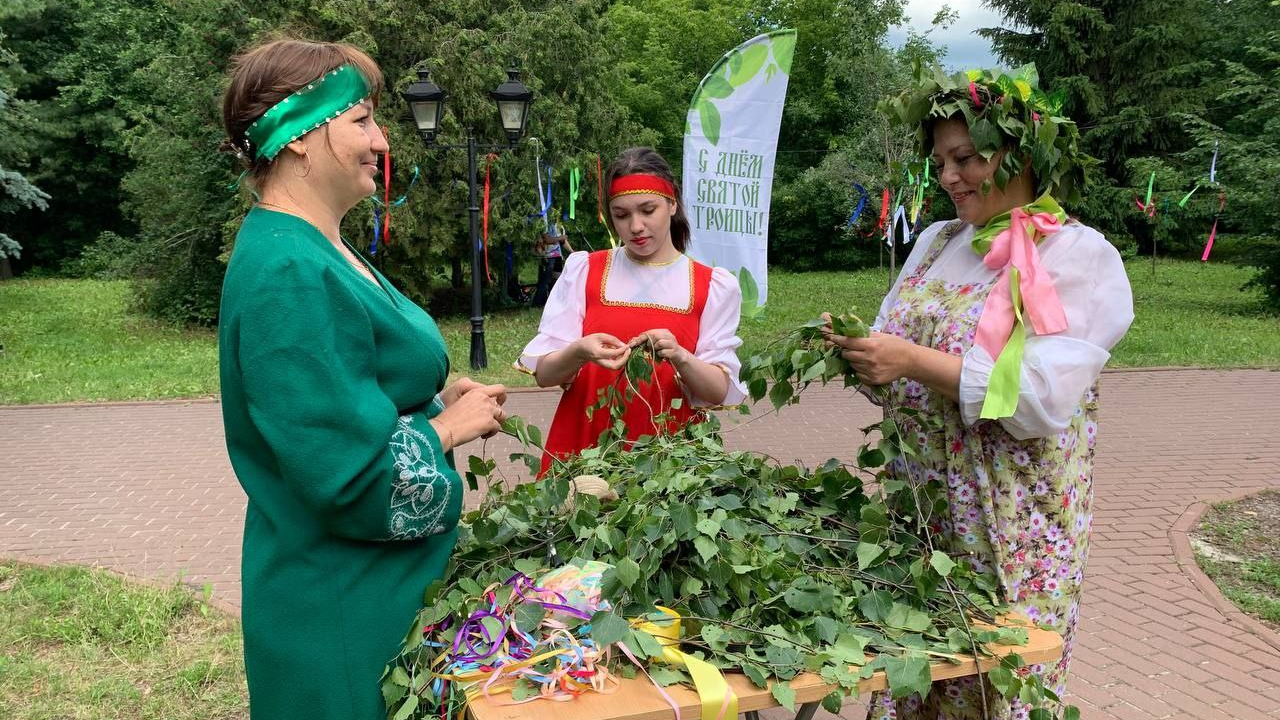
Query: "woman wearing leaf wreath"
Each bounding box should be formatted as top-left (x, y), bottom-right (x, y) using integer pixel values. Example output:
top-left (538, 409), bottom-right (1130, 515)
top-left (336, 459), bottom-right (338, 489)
top-left (518, 147), bottom-right (747, 473)
top-left (825, 65), bottom-right (1134, 719)
top-left (217, 38), bottom-right (508, 719)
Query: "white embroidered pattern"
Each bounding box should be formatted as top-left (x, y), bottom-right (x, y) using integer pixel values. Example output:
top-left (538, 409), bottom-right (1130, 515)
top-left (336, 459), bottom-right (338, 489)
top-left (388, 414), bottom-right (451, 539)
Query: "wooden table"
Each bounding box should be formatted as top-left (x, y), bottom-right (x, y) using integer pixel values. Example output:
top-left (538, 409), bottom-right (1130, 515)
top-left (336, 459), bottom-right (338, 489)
top-left (468, 620), bottom-right (1062, 720)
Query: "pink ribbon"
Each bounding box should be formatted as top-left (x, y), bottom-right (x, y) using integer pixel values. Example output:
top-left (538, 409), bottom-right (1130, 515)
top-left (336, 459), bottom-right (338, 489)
top-left (974, 208), bottom-right (1069, 359)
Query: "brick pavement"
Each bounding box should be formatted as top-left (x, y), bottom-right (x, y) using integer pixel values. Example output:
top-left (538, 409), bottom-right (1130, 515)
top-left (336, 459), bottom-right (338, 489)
top-left (2, 368), bottom-right (1278, 719)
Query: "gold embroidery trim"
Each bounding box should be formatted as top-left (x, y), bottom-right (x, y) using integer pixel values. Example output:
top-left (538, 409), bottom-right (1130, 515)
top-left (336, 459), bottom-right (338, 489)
top-left (598, 250), bottom-right (696, 314)
top-left (609, 188), bottom-right (678, 202)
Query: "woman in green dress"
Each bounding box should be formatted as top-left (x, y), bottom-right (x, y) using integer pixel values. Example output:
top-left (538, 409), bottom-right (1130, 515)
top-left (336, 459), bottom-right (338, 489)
top-left (217, 39), bottom-right (507, 719)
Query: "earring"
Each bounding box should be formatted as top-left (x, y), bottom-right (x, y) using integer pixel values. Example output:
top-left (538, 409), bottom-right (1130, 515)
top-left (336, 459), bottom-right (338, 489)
top-left (292, 151), bottom-right (312, 179)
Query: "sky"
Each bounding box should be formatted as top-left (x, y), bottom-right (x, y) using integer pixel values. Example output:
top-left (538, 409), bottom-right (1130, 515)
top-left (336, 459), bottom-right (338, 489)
top-left (885, 0), bottom-right (1006, 71)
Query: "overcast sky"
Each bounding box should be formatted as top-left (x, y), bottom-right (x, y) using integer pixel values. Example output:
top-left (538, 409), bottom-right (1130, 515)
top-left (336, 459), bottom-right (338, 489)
top-left (885, 0), bottom-right (1006, 71)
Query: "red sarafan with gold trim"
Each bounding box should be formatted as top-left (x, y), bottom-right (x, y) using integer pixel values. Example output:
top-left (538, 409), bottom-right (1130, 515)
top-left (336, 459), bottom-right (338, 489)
top-left (540, 250), bottom-right (712, 474)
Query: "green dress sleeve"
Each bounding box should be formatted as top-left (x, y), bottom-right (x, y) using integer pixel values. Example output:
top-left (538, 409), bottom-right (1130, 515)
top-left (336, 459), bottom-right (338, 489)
top-left (236, 255), bottom-right (461, 541)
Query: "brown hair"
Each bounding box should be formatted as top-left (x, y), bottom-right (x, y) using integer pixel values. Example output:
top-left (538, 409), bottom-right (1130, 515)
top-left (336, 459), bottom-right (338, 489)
top-left (604, 147), bottom-right (691, 252)
top-left (220, 38), bottom-right (383, 185)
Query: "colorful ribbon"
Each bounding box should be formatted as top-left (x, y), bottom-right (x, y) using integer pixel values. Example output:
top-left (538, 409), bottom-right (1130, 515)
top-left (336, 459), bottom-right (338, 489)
top-left (421, 572), bottom-right (621, 718)
top-left (569, 167), bottom-right (581, 220)
top-left (972, 193), bottom-right (1069, 419)
top-left (632, 607), bottom-right (737, 720)
top-left (1202, 192), bottom-right (1227, 262)
top-left (1201, 220), bottom-right (1218, 262)
top-left (483, 154), bottom-right (497, 282)
top-left (1209, 141), bottom-right (1218, 183)
top-left (1178, 184), bottom-right (1200, 208)
top-left (890, 203), bottom-right (911, 246)
top-left (873, 187), bottom-right (890, 238)
top-left (534, 158), bottom-right (553, 231)
top-left (382, 143), bottom-right (392, 244)
top-left (846, 183), bottom-right (869, 228)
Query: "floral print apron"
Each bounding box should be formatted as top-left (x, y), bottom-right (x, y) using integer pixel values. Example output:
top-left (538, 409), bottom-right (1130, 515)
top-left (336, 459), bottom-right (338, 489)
top-left (868, 222), bottom-right (1099, 720)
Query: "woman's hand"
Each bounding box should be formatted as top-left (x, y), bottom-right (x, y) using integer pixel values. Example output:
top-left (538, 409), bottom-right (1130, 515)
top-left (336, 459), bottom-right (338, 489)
top-left (430, 384), bottom-right (507, 449)
top-left (439, 377), bottom-right (507, 408)
top-left (574, 333), bottom-right (631, 370)
top-left (629, 329), bottom-right (691, 368)
top-left (823, 318), bottom-right (919, 386)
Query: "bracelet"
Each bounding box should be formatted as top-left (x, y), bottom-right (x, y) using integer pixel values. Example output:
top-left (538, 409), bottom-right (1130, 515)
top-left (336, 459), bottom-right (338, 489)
top-left (431, 420), bottom-right (454, 451)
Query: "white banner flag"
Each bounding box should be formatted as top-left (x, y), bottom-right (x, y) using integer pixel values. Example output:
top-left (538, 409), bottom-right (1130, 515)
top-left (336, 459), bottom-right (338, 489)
top-left (682, 30), bottom-right (795, 304)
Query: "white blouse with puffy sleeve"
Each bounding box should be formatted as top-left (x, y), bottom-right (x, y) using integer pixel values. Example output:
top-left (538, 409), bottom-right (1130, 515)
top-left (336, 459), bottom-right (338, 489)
top-left (518, 249), bottom-right (748, 406)
top-left (873, 219), bottom-right (1134, 440)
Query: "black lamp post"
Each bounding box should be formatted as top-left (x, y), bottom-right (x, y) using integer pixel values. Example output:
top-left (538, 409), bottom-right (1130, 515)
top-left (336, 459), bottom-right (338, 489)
top-left (401, 64), bottom-right (534, 370)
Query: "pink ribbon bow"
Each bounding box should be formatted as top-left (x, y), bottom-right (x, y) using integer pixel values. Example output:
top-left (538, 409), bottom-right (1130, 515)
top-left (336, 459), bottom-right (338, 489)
top-left (974, 208), bottom-right (1069, 359)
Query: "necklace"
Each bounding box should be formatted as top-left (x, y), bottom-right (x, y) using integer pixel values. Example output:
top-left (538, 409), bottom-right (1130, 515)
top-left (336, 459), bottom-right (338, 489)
top-left (623, 248), bottom-right (682, 267)
top-left (256, 200), bottom-right (301, 215)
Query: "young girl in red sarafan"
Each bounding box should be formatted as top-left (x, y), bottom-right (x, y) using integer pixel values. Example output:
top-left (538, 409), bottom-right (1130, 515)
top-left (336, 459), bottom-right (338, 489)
top-left (517, 147), bottom-right (747, 474)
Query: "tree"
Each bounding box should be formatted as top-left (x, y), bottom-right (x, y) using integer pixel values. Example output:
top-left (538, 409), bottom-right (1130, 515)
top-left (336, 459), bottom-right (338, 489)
top-left (0, 0), bottom-right (149, 272)
top-left (0, 23), bottom-right (48, 279)
top-left (978, 0), bottom-right (1217, 253)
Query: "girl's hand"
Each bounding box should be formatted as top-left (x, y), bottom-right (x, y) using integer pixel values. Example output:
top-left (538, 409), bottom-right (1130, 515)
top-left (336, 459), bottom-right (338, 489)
top-left (629, 329), bottom-right (691, 367)
top-left (575, 333), bottom-right (631, 370)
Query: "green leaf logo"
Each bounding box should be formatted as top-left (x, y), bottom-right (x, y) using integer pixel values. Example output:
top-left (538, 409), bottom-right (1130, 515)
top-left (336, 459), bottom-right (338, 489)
top-left (701, 75), bottom-right (734, 100)
top-left (729, 43), bottom-right (769, 87)
top-left (772, 33), bottom-right (796, 75)
top-left (698, 99), bottom-right (722, 146)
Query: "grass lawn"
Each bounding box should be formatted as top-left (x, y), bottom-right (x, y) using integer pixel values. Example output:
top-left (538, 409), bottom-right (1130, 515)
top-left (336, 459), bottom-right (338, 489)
top-left (0, 561), bottom-right (247, 720)
top-left (1192, 490), bottom-right (1280, 632)
top-left (1, 257), bottom-right (1277, 405)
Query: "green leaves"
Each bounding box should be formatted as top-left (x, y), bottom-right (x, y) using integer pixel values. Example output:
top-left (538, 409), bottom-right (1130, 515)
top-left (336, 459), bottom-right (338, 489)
top-left (741, 313), bottom-right (876, 415)
top-left (783, 577), bottom-right (836, 613)
top-left (770, 681), bottom-right (797, 711)
top-left (614, 556), bottom-right (641, 588)
top-left (701, 75), bottom-right (734, 100)
top-left (856, 542), bottom-right (886, 570)
top-left (883, 652), bottom-right (931, 699)
top-left (391, 366), bottom-right (1074, 720)
top-left (693, 535), bottom-right (719, 562)
top-left (929, 550), bottom-right (956, 578)
top-left (590, 610), bottom-right (630, 647)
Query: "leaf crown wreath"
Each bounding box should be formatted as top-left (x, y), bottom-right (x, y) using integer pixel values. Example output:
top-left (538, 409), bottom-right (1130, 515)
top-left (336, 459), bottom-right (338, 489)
top-left (878, 61), bottom-right (1096, 203)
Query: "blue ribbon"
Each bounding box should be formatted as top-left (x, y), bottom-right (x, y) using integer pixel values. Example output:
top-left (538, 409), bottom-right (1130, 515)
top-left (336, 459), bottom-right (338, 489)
top-left (372, 165), bottom-right (421, 208)
top-left (846, 183), bottom-right (869, 228)
top-left (371, 207), bottom-right (381, 255)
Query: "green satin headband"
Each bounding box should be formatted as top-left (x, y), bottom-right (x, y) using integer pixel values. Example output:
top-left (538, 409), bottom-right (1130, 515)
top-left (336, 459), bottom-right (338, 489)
top-left (245, 63), bottom-right (371, 162)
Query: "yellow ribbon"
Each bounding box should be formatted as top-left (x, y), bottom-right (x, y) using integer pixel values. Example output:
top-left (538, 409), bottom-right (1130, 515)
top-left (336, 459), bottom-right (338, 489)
top-left (633, 607), bottom-right (737, 720)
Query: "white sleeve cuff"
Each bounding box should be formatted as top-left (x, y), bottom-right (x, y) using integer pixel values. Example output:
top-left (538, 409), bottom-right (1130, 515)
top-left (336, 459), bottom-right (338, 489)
top-left (516, 252), bottom-right (589, 373)
top-left (960, 336), bottom-right (1111, 440)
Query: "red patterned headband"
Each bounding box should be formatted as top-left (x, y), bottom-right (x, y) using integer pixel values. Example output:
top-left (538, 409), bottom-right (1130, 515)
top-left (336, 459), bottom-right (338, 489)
top-left (608, 174), bottom-right (678, 202)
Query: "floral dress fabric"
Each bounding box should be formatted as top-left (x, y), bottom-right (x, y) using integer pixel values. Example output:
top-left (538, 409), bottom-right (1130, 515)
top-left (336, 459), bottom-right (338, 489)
top-left (868, 222), bottom-right (1098, 720)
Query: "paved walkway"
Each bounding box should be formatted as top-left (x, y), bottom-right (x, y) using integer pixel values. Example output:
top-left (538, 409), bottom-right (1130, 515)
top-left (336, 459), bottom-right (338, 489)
top-left (2, 369), bottom-right (1278, 719)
